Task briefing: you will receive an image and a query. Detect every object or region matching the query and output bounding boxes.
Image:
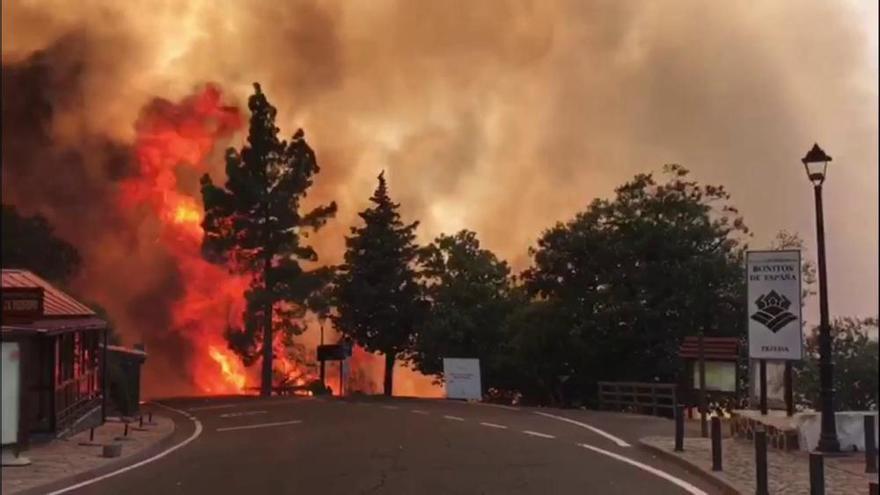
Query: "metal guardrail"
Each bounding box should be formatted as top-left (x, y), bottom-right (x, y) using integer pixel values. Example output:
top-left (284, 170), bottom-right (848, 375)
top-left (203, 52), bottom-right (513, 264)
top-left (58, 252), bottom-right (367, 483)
top-left (597, 381), bottom-right (678, 417)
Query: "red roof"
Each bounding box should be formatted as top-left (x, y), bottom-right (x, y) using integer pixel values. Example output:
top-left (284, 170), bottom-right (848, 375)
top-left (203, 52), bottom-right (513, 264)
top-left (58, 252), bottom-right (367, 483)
top-left (1, 269), bottom-right (95, 317)
top-left (2, 317), bottom-right (106, 337)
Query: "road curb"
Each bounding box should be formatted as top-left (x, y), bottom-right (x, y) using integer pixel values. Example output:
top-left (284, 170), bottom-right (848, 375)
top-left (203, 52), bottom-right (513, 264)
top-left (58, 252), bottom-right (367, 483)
top-left (13, 407), bottom-right (183, 495)
top-left (637, 439), bottom-right (741, 495)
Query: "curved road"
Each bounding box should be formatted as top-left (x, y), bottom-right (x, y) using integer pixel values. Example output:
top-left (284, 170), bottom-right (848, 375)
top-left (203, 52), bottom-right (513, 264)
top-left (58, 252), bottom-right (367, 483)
top-left (53, 396), bottom-right (717, 494)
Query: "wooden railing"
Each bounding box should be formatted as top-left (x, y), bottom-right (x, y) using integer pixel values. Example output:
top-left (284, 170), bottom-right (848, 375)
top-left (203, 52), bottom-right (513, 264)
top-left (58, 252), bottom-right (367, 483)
top-left (597, 381), bottom-right (678, 417)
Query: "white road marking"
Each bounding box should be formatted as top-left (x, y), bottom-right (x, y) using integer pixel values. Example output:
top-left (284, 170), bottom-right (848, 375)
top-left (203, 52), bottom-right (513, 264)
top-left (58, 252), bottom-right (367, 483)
top-left (534, 411), bottom-right (631, 447)
top-left (443, 415), bottom-right (465, 421)
top-left (45, 402), bottom-right (202, 495)
top-left (216, 419), bottom-right (302, 432)
top-left (219, 410), bottom-right (267, 418)
top-left (188, 403), bottom-right (239, 412)
top-left (411, 409), bottom-right (429, 415)
top-left (523, 430), bottom-right (556, 439)
top-left (473, 402), bottom-right (521, 411)
top-left (577, 443), bottom-right (708, 495)
top-left (479, 422), bottom-right (508, 429)
top-left (382, 405), bottom-right (399, 410)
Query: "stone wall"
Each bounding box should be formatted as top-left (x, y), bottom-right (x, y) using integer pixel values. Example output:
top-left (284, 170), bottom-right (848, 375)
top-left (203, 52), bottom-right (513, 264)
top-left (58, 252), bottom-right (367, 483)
top-left (730, 412), bottom-right (800, 451)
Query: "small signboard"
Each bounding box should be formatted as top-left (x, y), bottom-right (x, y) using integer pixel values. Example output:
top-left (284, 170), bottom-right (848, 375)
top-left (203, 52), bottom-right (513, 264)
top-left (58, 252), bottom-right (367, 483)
top-left (317, 344), bottom-right (350, 362)
top-left (1, 287), bottom-right (44, 321)
top-left (691, 361), bottom-right (737, 392)
top-left (443, 358), bottom-right (482, 401)
top-left (746, 250), bottom-right (803, 360)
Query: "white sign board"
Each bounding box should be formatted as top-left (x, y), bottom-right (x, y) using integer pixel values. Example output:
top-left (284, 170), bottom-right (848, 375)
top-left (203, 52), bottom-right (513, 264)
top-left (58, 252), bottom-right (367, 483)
top-left (747, 250), bottom-right (803, 360)
top-left (692, 361), bottom-right (737, 392)
top-left (443, 358), bottom-right (482, 401)
top-left (1, 342), bottom-right (21, 445)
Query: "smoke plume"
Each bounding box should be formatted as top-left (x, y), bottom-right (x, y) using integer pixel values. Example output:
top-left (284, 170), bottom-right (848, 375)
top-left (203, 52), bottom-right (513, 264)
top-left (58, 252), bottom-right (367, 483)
top-left (3, 0), bottom-right (876, 396)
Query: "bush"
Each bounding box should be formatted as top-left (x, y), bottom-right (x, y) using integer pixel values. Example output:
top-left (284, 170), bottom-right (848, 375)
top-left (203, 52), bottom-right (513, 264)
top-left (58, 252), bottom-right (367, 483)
top-left (795, 317), bottom-right (879, 411)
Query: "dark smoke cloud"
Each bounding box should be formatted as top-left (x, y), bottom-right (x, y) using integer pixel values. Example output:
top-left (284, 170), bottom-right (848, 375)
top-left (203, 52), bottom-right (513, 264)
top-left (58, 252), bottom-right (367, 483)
top-left (2, 0), bottom-right (876, 396)
top-left (1, 32), bottom-right (197, 395)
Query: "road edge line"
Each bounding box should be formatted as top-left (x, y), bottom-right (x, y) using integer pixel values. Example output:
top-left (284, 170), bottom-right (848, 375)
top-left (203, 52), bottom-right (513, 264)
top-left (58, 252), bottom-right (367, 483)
top-left (635, 439), bottom-right (741, 495)
top-left (42, 402), bottom-right (203, 495)
top-left (534, 411), bottom-right (631, 447)
top-left (578, 442), bottom-right (710, 495)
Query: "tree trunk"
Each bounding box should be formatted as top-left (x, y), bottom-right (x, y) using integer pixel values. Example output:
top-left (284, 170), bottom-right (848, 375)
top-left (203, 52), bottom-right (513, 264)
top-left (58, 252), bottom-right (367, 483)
top-left (261, 299), bottom-right (273, 397)
top-left (260, 238), bottom-right (274, 397)
top-left (383, 352), bottom-right (395, 397)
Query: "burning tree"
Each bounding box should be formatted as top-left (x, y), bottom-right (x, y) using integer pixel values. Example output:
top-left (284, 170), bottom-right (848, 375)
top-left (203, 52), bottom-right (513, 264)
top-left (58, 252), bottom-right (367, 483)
top-left (333, 172), bottom-right (424, 396)
top-left (200, 83), bottom-right (337, 396)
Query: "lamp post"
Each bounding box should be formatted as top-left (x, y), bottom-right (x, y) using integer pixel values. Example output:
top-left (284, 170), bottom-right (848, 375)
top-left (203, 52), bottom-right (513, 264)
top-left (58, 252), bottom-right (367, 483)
top-left (801, 143), bottom-right (840, 453)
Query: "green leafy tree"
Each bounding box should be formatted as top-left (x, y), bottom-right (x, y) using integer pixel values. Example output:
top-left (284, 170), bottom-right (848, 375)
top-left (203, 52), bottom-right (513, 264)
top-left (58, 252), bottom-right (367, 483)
top-left (1, 204), bottom-right (81, 284)
top-left (521, 165), bottom-right (750, 405)
top-left (795, 317), bottom-right (879, 411)
top-left (200, 83), bottom-right (337, 396)
top-left (333, 172), bottom-right (422, 396)
top-left (412, 230), bottom-right (516, 393)
top-left (769, 230), bottom-right (818, 306)
top-left (503, 299), bottom-right (584, 406)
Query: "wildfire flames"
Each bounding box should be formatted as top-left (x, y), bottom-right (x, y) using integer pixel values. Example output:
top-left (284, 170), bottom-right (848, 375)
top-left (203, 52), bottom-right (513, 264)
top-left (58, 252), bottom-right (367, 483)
top-left (119, 85), bottom-right (315, 395)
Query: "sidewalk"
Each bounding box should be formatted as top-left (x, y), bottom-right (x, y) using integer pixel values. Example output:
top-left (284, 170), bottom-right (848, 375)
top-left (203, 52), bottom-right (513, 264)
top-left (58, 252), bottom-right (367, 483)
top-left (1, 415), bottom-right (175, 495)
top-left (640, 435), bottom-right (878, 495)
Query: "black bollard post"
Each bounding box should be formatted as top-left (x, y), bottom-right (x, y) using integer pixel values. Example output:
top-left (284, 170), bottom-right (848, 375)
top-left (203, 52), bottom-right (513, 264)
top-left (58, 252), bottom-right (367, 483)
top-left (89, 427), bottom-right (95, 443)
top-left (869, 481), bottom-right (878, 495)
top-left (148, 412), bottom-right (153, 423)
top-left (866, 415), bottom-right (877, 474)
top-left (139, 415), bottom-right (144, 428)
top-left (809, 452), bottom-right (824, 495)
top-left (124, 422), bottom-right (129, 437)
top-left (755, 427), bottom-right (769, 495)
top-left (711, 416), bottom-right (722, 471)
top-left (675, 405), bottom-right (685, 452)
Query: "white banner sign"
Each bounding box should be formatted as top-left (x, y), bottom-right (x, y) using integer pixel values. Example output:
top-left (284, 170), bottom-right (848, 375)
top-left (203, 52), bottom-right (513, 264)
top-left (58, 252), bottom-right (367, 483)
top-left (1, 342), bottom-right (20, 445)
top-left (443, 358), bottom-right (482, 401)
top-left (747, 250), bottom-right (803, 360)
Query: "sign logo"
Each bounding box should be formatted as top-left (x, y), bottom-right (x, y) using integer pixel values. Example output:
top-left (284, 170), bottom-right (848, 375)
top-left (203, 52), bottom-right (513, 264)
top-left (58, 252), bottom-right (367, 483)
top-left (751, 290), bottom-right (797, 333)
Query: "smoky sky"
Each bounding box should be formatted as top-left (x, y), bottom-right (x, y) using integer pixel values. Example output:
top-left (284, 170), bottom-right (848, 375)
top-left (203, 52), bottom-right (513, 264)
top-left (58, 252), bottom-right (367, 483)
top-left (2, 0), bottom-right (877, 355)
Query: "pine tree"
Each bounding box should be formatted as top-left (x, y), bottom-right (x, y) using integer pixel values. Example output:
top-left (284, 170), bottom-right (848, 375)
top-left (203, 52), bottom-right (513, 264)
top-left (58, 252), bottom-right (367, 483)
top-left (200, 83), bottom-right (336, 396)
top-left (333, 172), bottom-right (423, 396)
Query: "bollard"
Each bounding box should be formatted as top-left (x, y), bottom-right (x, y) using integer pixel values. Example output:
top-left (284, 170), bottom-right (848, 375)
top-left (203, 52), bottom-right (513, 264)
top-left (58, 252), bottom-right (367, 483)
top-left (139, 415), bottom-right (144, 428)
top-left (674, 405), bottom-right (685, 452)
top-left (809, 452), bottom-right (824, 495)
top-left (102, 443), bottom-right (122, 458)
top-left (869, 481), bottom-right (878, 495)
top-left (124, 422), bottom-right (129, 437)
top-left (755, 427), bottom-right (769, 495)
top-left (148, 412), bottom-right (153, 423)
top-left (711, 416), bottom-right (722, 471)
top-left (89, 427), bottom-right (95, 443)
top-left (866, 415), bottom-right (877, 474)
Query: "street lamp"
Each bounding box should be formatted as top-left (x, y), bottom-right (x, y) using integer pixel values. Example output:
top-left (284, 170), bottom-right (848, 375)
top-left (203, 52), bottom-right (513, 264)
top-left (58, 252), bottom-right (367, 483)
top-left (801, 143), bottom-right (840, 453)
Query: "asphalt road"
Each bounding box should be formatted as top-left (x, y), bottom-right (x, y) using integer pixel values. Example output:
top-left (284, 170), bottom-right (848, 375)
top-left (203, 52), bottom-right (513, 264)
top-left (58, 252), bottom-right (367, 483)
top-left (57, 396), bottom-right (719, 495)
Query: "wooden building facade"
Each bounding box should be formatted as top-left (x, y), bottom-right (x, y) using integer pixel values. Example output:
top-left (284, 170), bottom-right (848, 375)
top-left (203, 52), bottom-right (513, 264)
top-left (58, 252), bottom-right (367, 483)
top-left (1, 270), bottom-right (107, 447)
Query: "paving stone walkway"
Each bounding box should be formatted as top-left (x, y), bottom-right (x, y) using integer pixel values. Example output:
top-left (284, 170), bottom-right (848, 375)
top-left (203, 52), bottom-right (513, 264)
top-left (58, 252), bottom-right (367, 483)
top-left (1, 415), bottom-right (174, 495)
top-left (641, 435), bottom-right (878, 495)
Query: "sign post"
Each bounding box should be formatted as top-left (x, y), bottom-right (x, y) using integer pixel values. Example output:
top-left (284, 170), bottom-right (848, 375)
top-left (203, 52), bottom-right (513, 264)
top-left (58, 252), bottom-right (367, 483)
top-left (747, 250), bottom-right (803, 414)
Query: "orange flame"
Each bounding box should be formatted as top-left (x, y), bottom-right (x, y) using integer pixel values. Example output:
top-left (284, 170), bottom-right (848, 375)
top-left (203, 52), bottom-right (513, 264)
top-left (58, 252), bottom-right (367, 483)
top-left (208, 345), bottom-right (247, 391)
top-left (120, 85), bottom-right (315, 395)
